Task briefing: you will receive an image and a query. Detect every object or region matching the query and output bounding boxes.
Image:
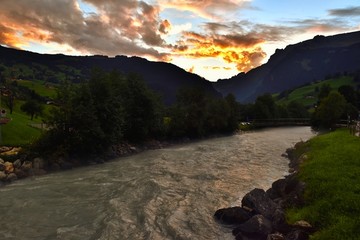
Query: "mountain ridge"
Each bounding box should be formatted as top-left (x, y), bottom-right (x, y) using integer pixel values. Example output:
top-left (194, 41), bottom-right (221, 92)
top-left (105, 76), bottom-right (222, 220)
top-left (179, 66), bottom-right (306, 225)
top-left (0, 45), bottom-right (220, 105)
top-left (213, 31), bottom-right (360, 103)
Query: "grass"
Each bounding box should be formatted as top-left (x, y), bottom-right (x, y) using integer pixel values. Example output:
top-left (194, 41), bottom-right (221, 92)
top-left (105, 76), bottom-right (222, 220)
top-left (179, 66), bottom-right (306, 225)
top-left (17, 79), bottom-right (57, 98)
top-left (277, 76), bottom-right (357, 108)
top-left (287, 128), bottom-right (360, 240)
top-left (1, 100), bottom-right (43, 146)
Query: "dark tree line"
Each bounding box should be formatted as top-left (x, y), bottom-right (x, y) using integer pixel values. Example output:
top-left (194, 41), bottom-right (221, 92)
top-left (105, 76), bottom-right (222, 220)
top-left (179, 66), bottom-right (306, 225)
top-left (239, 93), bottom-right (309, 121)
top-left (32, 70), bottom-right (241, 158)
top-left (311, 84), bottom-right (360, 129)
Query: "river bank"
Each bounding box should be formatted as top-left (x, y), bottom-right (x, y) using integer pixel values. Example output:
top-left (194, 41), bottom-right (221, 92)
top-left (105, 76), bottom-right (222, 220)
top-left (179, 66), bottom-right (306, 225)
top-left (0, 139), bottom-right (172, 185)
top-left (0, 132), bottom-right (237, 186)
top-left (214, 140), bottom-right (315, 240)
top-left (214, 128), bottom-right (360, 240)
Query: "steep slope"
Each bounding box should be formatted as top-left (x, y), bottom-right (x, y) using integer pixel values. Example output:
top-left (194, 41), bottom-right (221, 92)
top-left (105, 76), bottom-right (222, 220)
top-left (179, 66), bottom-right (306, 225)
top-left (213, 31), bottom-right (360, 103)
top-left (0, 46), bottom-right (220, 105)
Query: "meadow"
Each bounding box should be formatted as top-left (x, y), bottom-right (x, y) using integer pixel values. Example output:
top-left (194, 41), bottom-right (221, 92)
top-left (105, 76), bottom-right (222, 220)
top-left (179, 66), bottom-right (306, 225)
top-left (287, 128), bottom-right (360, 239)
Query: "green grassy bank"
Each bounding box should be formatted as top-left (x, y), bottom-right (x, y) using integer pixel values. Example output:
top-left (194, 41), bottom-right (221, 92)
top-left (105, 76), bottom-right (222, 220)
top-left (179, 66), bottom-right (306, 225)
top-left (287, 128), bottom-right (360, 239)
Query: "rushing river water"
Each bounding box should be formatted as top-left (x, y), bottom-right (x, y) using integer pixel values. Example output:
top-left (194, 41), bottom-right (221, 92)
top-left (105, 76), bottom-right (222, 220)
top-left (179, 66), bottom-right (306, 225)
top-left (0, 127), bottom-right (315, 240)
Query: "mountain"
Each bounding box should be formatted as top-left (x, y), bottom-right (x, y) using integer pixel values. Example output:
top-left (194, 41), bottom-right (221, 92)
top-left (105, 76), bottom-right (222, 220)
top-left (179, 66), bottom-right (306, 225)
top-left (0, 46), bottom-right (220, 105)
top-left (213, 31), bottom-right (360, 103)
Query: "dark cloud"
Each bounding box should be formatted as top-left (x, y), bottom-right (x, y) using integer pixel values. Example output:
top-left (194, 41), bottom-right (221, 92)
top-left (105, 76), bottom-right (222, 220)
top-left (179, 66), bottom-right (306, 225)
top-left (328, 6), bottom-right (360, 17)
top-left (159, 19), bottom-right (171, 34)
top-left (0, 0), bottom-right (169, 60)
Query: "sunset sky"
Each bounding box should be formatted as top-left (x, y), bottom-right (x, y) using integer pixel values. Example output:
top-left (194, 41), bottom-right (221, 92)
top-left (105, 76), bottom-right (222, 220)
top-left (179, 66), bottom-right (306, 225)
top-left (1, 0), bottom-right (360, 81)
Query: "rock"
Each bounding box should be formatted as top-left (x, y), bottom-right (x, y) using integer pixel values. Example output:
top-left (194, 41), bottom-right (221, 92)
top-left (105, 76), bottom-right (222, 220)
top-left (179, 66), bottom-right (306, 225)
top-left (50, 162), bottom-right (61, 171)
top-left (0, 171), bottom-right (7, 181)
top-left (272, 209), bottom-right (291, 233)
top-left (268, 178), bottom-right (288, 199)
top-left (235, 232), bottom-right (267, 240)
top-left (14, 168), bottom-right (28, 179)
top-left (285, 230), bottom-right (309, 240)
top-left (6, 173), bottom-right (18, 182)
top-left (21, 161), bottom-right (33, 171)
top-left (233, 215), bottom-right (272, 237)
top-left (214, 206), bottom-right (253, 225)
top-left (0, 162), bottom-right (5, 171)
top-left (0, 158), bottom-right (4, 164)
top-left (267, 233), bottom-right (285, 240)
top-left (4, 162), bottom-right (14, 174)
top-left (292, 220), bottom-right (314, 233)
top-left (33, 157), bottom-right (45, 169)
top-left (13, 159), bottom-right (22, 169)
top-left (33, 169), bottom-right (47, 176)
top-left (242, 188), bottom-right (278, 220)
top-left (60, 161), bottom-right (73, 170)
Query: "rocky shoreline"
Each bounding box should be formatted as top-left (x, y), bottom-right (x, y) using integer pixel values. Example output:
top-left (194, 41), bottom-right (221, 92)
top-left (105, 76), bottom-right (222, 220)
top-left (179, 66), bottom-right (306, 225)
top-left (214, 141), bottom-right (315, 240)
top-left (0, 140), bottom-right (172, 186)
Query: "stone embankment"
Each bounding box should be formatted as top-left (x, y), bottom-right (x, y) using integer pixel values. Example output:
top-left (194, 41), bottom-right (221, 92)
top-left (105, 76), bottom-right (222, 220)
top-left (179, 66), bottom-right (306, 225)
top-left (214, 142), bottom-right (314, 240)
top-left (0, 140), bottom-right (169, 185)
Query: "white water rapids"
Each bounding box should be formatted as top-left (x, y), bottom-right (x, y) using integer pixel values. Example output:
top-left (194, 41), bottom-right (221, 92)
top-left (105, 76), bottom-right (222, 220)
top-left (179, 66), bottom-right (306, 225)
top-left (0, 127), bottom-right (315, 240)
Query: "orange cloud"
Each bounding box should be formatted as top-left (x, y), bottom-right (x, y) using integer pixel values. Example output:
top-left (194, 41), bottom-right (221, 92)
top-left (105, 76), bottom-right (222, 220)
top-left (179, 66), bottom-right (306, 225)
top-left (172, 30), bottom-right (266, 72)
top-left (159, 0), bottom-right (251, 20)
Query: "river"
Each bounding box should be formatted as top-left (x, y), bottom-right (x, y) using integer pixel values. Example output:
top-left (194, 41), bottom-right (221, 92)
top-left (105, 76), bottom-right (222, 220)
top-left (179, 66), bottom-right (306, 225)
top-left (0, 127), bottom-right (315, 240)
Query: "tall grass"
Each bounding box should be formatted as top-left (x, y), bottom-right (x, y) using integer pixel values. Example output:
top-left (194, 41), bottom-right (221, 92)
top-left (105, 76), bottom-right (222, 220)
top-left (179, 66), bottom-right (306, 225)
top-left (287, 128), bottom-right (360, 239)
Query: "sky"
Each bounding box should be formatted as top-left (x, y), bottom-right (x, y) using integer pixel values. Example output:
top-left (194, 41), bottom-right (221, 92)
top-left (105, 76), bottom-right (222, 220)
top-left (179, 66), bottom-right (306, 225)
top-left (0, 0), bottom-right (360, 81)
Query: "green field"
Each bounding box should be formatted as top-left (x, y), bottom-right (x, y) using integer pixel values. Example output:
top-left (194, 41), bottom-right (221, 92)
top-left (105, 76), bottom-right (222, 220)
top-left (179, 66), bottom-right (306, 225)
top-left (287, 129), bottom-right (360, 239)
top-left (277, 76), bottom-right (357, 108)
top-left (17, 79), bottom-right (57, 98)
top-left (1, 79), bottom-right (56, 146)
top-left (1, 99), bottom-right (44, 146)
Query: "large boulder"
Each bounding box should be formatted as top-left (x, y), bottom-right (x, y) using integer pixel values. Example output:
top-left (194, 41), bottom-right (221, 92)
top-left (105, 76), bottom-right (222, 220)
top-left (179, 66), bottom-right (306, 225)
top-left (0, 162), bottom-right (5, 171)
top-left (14, 168), bottom-right (28, 179)
top-left (13, 159), bottom-right (22, 169)
top-left (242, 188), bottom-right (278, 220)
top-left (0, 171), bottom-right (7, 181)
top-left (285, 230), bottom-right (309, 240)
top-left (4, 162), bottom-right (14, 174)
top-left (21, 161), bottom-right (33, 172)
top-left (6, 173), bottom-right (18, 182)
top-left (214, 206), bottom-right (253, 225)
top-left (233, 215), bottom-right (273, 239)
top-left (33, 158), bottom-right (46, 169)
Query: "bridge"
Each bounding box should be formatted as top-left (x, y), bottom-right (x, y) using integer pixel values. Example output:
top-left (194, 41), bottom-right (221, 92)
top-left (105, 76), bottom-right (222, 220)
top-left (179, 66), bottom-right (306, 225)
top-left (249, 118), bottom-right (311, 127)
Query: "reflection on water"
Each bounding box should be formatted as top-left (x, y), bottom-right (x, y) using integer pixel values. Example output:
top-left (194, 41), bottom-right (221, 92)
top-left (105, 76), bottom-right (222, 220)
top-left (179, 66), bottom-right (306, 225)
top-left (0, 127), bottom-right (315, 240)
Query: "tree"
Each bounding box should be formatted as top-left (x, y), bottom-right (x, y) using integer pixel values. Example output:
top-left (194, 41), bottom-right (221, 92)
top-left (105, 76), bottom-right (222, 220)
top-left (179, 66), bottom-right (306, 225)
top-left (318, 83), bottom-right (331, 102)
top-left (287, 101), bottom-right (309, 118)
top-left (253, 93), bottom-right (277, 119)
top-left (224, 94), bottom-right (240, 131)
top-left (20, 99), bottom-right (43, 120)
top-left (312, 92), bottom-right (346, 128)
top-left (338, 85), bottom-right (358, 108)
